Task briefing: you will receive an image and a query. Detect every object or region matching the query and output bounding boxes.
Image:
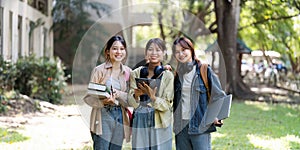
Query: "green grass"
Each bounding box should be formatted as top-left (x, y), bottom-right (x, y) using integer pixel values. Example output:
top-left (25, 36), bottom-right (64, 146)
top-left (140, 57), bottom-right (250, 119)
top-left (76, 100), bottom-right (300, 150)
top-left (0, 128), bottom-right (29, 143)
top-left (211, 101), bottom-right (300, 150)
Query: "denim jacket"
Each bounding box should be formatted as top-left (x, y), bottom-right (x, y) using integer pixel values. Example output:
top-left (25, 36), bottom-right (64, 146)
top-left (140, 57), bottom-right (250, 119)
top-left (173, 63), bottom-right (226, 135)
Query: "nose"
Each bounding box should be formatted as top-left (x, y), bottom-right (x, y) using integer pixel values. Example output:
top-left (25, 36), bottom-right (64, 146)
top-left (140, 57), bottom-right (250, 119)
top-left (116, 48), bottom-right (122, 53)
top-left (178, 51), bottom-right (184, 55)
top-left (151, 50), bottom-right (159, 55)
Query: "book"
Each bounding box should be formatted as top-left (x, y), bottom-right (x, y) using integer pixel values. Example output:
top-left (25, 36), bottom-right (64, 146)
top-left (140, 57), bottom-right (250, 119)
top-left (201, 94), bottom-right (232, 126)
top-left (87, 89), bottom-right (110, 99)
top-left (217, 94), bottom-right (232, 120)
top-left (88, 82), bottom-right (106, 92)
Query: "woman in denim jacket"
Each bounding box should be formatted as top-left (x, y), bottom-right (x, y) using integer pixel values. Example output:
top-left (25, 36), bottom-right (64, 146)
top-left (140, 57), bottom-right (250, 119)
top-left (128, 38), bottom-right (174, 150)
top-left (84, 35), bottom-right (131, 150)
top-left (172, 37), bottom-right (226, 150)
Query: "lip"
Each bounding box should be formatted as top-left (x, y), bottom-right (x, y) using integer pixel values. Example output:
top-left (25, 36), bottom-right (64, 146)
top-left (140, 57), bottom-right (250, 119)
top-left (149, 56), bottom-right (158, 59)
top-left (179, 56), bottom-right (186, 60)
top-left (115, 55), bottom-right (123, 58)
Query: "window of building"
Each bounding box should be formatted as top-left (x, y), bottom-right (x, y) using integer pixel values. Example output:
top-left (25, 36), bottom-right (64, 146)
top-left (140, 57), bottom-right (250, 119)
top-left (28, 0), bottom-right (48, 16)
top-left (29, 21), bottom-right (34, 55)
top-left (8, 11), bottom-right (13, 60)
top-left (43, 27), bottom-right (48, 57)
top-left (18, 15), bottom-right (23, 57)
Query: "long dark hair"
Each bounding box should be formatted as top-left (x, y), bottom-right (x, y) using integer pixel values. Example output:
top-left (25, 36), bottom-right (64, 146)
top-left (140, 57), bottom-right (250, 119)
top-left (104, 35), bottom-right (127, 63)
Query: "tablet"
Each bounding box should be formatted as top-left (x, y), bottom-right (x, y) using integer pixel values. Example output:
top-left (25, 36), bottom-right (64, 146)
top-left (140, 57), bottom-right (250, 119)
top-left (135, 78), bottom-right (157, 89)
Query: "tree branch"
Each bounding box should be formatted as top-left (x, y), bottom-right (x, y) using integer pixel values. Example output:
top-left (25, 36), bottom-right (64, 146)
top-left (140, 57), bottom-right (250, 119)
top-left (239, 13), bottom-right (300, 30)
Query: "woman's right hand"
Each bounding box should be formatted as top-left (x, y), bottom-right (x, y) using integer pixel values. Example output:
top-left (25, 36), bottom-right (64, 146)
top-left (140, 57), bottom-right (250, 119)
top-left (133, 88), bottom-right (143, 101)
top-left (102, 96), bottom-right (115, 105)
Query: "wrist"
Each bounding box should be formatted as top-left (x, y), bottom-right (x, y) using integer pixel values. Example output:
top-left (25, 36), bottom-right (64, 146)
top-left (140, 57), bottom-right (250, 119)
top-left (150, 96), bottom-right (156, 102)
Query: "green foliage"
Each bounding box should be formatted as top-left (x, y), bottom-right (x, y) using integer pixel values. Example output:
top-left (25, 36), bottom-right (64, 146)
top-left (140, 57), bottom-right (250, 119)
top-left (0, 56), bottom-right (67, 104)
top-left (0, 57), bottom-right (17, 113)
top-left (0, 57), bottom-right (17, 92)
top-left (212, 101), bottom-right (300, 149)
top-left (0, 128), bottom-right (29, 143)
top-left (239, 0), bottom-right (300, 70)
top-left (14, 56), bottom-right (67, 104)
top-left (0, 95), bottom-right (8, 113)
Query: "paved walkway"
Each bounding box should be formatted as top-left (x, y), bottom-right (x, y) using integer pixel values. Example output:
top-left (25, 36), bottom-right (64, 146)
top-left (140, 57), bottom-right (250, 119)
top-left (0, 103), bottom-right (92, 150)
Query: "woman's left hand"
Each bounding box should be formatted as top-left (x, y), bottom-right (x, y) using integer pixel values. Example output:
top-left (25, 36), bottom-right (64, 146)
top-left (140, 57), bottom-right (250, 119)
top-left (138, 82), bottom-right (157, 101)
top-left (214, 118), bottom-right (223, 127)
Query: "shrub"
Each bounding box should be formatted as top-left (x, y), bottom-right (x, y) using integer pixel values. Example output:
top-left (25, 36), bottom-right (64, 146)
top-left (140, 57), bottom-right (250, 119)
top-left (14, 56), bottom-right (67, 104)
top-left (29, 57), bottom-right (67, 104)
top-left (0, 57), bottom-right (17, 92)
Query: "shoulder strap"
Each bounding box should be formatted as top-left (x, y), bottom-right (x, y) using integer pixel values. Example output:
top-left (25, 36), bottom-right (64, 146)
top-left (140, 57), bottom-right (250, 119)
top-left (200, 63), bottom-right (211, 103)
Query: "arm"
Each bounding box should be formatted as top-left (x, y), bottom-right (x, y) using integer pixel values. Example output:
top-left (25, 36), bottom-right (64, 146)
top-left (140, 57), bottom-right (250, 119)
top-left (150, 71), bottom-right (174, 112)
top-left (127, 68), bottom-right (141, 109)
top-left (208, 67), bottom-right (226, 103)
top-left (84, 67), bottom-right (105, 108)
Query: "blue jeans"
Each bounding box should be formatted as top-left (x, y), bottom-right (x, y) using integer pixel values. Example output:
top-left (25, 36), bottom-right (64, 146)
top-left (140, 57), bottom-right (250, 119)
top-left (175, 121), bottom-right (211, 150)
top-left (91, 106), bottom-right (124, 150)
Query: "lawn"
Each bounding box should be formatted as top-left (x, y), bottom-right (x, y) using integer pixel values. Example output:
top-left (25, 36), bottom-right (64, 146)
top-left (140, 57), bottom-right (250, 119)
top-left (2, 92), bottom-right (299, 150)
top-left (211, 101), bottom-right (300, 150)
top-left (120, 100), bottom-right (300, 150)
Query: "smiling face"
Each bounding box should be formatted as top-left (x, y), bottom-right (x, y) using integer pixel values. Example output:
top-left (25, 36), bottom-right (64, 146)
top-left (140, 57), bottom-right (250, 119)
top-left (107, 41), bottom-right (126, 63)
top-left (146, 43), bottom-right (164, 65)
top-left (174, 44), bottom-right (193, 63)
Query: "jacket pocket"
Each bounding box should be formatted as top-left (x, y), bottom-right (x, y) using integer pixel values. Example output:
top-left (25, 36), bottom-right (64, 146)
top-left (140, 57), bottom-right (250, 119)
top-left (195, 84), bottom-right (207, 94)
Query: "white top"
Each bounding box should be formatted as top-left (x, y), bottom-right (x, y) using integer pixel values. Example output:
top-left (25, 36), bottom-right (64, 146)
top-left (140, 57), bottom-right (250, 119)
top-left (181, 66), bottom-right (196, 119)
top-left (106, 77), bottom-right (121, 105)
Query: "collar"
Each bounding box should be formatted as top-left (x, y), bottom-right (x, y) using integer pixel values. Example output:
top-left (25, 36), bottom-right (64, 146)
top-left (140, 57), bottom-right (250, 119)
top-left (104, 61), bottom-right (126, 74)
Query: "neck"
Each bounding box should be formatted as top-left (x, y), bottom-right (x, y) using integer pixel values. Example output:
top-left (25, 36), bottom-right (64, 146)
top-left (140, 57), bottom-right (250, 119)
top-left (148, 62), bottom-right (160, 70)
top-left (187, 58), bottom-right (193, 63)
top-left (111, 61), bottom-right (121, 70)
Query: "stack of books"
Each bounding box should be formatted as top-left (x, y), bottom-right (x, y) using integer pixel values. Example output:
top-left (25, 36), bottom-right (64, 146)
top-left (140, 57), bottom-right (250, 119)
top-left (87, 82), bottom-right (110, 99)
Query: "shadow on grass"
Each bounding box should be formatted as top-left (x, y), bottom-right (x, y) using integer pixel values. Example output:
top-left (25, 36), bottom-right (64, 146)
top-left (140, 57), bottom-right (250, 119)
top-left (0, 128), bottom-right (29, 143)
top-left (212, 100), bottom-right (300, 149)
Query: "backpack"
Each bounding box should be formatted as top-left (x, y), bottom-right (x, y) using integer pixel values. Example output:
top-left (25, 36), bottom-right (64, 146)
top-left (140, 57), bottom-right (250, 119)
top-left (199, 63), bottom-right (211, 103)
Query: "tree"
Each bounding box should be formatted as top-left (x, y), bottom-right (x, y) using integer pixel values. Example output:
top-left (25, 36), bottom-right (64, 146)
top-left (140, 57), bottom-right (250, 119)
top-left (52, 0), bottom-right (111, 72)
top-left (155, 0), bottom-right (300, 99)
top-left (213, 0), bottom-right (256, 98)
top-left (239, 0), bottom-right (300, 73)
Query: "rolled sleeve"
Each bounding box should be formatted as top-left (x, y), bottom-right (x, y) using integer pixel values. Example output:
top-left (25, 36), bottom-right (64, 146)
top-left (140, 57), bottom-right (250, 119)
top-left (151, 71), bottom-right (174, 111)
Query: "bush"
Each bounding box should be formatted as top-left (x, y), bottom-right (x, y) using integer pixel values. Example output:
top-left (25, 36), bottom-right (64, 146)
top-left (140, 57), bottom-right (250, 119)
top-left (0, 57), bottom-right (17, 92)
top-left (15, 56), bottom-right (67, 104)
top-left (0, 56), bottom-right (67, 105)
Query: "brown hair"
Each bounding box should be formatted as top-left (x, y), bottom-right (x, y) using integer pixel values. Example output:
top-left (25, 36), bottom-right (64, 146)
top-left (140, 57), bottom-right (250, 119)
top-left (145, 38), bottom-right (166, 52)
top-left (172, 37), bottom-right (196, 60)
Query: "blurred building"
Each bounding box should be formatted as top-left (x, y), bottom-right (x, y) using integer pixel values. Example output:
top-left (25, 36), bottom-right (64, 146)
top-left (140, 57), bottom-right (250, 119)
top-left (0, 0), bottom-right (53, 62)
top-left (87, 0), bottom-right (153, 68)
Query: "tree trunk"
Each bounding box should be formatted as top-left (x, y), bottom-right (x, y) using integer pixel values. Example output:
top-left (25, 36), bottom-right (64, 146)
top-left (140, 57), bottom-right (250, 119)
top-left (214, 0), bottom-right (256, 99)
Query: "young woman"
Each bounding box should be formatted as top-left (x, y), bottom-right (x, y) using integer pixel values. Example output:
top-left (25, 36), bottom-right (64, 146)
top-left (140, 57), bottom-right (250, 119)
top-left (128, 38), bottom-right (174, 150)
top-left (84, 35), bottom-right (131, 150)
top-left (172, 37), bottom-right (225, 150)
